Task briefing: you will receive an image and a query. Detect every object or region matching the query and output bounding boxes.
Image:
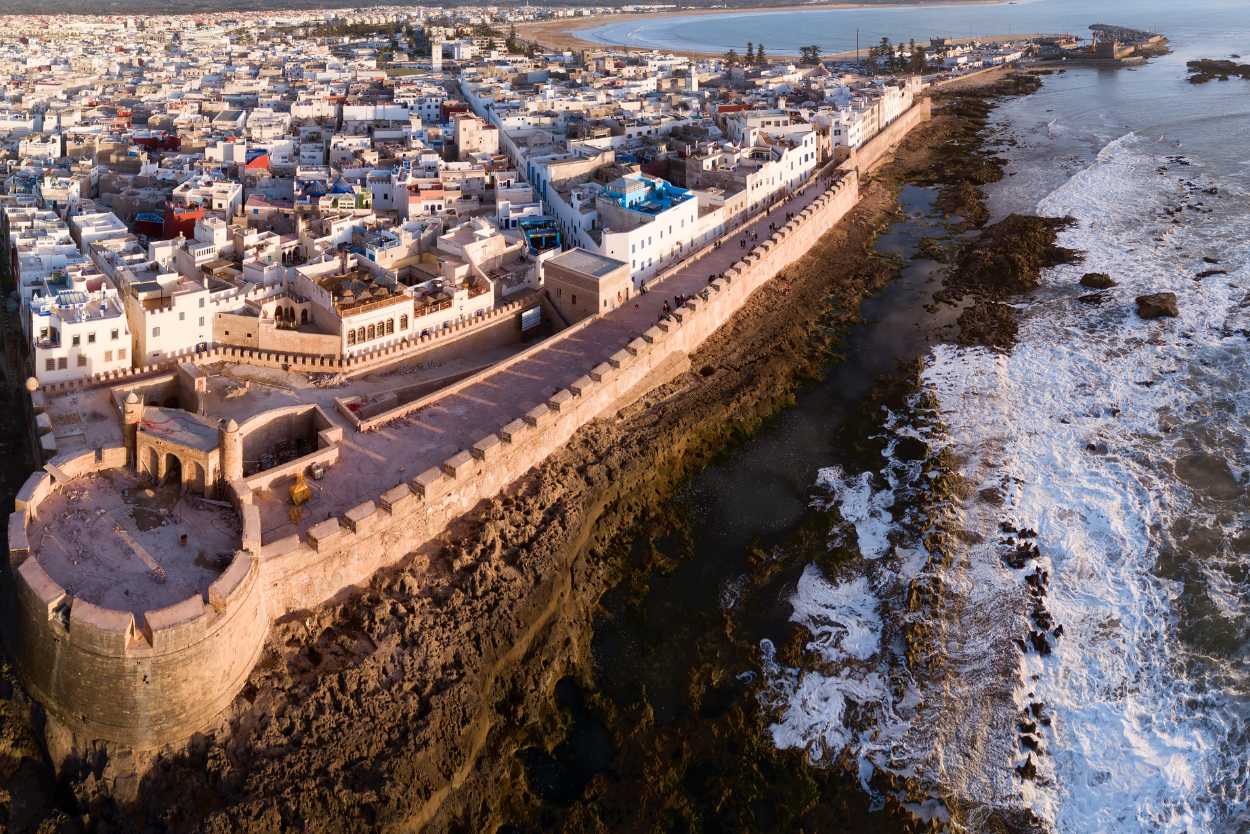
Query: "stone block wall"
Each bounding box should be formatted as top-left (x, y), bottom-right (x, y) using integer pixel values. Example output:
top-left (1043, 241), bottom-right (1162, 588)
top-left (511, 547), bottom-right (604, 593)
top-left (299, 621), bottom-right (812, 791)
top-left (841, 97), bottom-right (933, 177)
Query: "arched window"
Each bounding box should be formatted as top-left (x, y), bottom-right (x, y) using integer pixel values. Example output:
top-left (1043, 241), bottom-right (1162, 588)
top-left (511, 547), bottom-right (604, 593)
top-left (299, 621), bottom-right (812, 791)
top-left (386, 319), bottom-right (394, 335)
top-left (400, 314), bottom-right (408, 330)
top-left (356, 327), bottom-right (365, 343)
top-left (347, 330), bottom-right (356, 345)
top-left (300, 309), bottom-right (309, 325)
top-left (367, 324), bottom-right (376, 340)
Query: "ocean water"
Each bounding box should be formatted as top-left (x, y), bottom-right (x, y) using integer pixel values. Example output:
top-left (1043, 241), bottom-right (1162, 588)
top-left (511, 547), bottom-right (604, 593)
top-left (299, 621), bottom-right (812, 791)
top-left (582, 0), bottom-right (1246, 56)
top-left (760, 9), bottom-right (1250, 833)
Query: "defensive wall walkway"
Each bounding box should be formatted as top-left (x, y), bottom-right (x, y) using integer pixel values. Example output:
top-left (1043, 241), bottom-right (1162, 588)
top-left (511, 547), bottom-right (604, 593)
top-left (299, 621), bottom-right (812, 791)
top-left (6, 98), bottom-right (931, 751)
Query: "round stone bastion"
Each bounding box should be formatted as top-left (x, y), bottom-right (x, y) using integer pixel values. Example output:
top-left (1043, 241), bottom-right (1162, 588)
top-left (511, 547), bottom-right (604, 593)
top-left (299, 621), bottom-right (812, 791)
top-left (6, 445), bottom-right (267, 750)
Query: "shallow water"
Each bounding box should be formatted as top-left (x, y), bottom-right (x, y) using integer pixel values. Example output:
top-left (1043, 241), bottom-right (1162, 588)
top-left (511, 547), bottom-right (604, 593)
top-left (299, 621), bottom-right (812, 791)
top-left (582, 0), bottom-right (1247, 56)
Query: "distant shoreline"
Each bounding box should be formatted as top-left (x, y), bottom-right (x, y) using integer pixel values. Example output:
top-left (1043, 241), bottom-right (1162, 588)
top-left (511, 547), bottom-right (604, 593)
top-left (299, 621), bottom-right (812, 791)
top-left (522, 0), bottom-right (1030, 59)
top-left (518, 0), bottom-right (1020, 58)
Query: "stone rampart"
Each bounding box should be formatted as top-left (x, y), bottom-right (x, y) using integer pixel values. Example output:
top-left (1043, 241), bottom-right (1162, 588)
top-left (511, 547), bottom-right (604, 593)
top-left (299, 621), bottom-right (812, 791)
top-left (254, 171), bottom-right (861, 618)
top-left (5, 98), bottom-right (934, 751)
top-left (841, 97), bottom-right (932, 177)
top-left (6, 448), bottom-right (268, 750)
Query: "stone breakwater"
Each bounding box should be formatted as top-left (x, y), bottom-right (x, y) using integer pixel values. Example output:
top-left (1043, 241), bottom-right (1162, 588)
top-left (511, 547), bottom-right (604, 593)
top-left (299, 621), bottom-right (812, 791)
top-left (4, 102), bottom-right (931, 756)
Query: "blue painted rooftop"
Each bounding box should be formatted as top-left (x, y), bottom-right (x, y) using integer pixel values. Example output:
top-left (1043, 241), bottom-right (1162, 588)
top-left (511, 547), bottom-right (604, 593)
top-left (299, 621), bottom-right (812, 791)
top-left (602, 175), bottom-right (692, 216)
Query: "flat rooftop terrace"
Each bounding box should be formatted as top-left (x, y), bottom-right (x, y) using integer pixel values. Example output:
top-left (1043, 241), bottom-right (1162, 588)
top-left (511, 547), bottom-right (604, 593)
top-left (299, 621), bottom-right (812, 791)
top-left (26, 470), bottom-right (240, 618)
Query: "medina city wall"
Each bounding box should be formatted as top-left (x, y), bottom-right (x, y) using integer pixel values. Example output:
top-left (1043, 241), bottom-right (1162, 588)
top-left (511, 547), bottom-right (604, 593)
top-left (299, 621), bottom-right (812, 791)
top-left (6, 100), bottom-right (941, 752)
top-left (246, 169), bottom-right (863, 621)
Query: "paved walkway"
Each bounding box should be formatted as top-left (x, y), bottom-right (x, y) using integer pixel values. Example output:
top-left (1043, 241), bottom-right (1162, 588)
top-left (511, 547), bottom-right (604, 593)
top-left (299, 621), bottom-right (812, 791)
top-left (259, 164), bottom-right (851, 540)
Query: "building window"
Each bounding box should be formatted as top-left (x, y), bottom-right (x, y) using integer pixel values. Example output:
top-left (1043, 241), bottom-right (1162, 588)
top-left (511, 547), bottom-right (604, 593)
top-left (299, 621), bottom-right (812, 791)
top-left (88, 333), bottom-right (96, 344)
top-left (357, 327), bottom-right (365, 343)
top-left (386, 319), bottom-right (394, 335)
top-left (77, 355), bottom-right (86, 367)
top-left (179, 312), bottom-right (185, 321)
top-left (153, 326), bottom-right (160, 337)
top-left (111, 329), bottom-right (119, 340)
top-left (119, 348), bottom-right (127, 359)
top-left (105, 350), bottom-right (113, 361)
top-left (199, 317), bottom-right (205, 327)
top-left (72, 335), bottom-right (80, 347)
top-left (347, 330), bottom-right (356, 346)
top-left (571, 293), bottom-right (577, 307)
top-left (400, 314), bottom-right (408, 330)
top-left (367, 324), bottom-right (376, 340)
top-left (45, 359), bottom-right (54, 371)
top-left (57, 357), bottom-right (67, 369)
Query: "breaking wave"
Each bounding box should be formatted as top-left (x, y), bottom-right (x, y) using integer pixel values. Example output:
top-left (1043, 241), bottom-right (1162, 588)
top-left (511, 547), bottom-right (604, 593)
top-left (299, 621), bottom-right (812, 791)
top-left (926, 127), bottom-right (1250, 831)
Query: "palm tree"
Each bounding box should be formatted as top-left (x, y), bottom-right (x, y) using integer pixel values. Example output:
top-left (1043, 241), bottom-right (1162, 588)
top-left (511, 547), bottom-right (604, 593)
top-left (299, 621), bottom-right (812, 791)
top-left (909, 45), bottom-right (928, 73)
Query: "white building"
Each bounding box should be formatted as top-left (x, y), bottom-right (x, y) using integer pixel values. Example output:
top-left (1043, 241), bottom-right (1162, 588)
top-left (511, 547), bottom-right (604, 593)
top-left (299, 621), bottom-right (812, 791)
top-left (29, 274), bottom-right (131, 384)
top-left (593, 174), bottom-right (701, 284)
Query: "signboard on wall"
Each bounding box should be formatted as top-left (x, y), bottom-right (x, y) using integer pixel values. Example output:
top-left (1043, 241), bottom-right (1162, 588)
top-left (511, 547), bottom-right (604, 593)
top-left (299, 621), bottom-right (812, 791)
top-left (520, 306), bottom-right (542, 332)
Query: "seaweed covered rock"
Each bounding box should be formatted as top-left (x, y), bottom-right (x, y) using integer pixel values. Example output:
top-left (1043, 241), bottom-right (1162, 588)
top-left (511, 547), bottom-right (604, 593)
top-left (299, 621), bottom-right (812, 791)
top-left (955, 300), bottom-right (1018, 351)
top-left (917, 73), bottom-right (1043, 229)
top-left (915, 236), bottom-right (949, 262)
top-left (947, 214), bottom-right (1081, 297)
top-left (1187, 58), bottom-right (1250, 84)
top-left (1136, 292), bottom-right (1179, 319)
top-left (938, 214), bottom-right (1082, 350)
top-left (1079, 272), bottom-right (1116, 289)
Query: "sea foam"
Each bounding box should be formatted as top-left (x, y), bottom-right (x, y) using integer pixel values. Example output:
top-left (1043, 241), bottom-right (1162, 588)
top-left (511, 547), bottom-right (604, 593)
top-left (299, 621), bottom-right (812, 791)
top-left (925, 127), bottom-right (1250, 831)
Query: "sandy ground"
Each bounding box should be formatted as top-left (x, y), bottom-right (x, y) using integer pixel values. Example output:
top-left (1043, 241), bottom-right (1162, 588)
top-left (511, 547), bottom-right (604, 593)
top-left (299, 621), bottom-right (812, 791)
top-left (28, 470), bottom-right (240, 616)
top-left (519, 2), bottom-right (1037, 58)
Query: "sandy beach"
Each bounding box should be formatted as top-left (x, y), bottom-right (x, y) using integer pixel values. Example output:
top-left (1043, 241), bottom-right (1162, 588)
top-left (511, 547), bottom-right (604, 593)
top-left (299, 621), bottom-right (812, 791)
top-left (518, 0), bottom-right (1026, 58)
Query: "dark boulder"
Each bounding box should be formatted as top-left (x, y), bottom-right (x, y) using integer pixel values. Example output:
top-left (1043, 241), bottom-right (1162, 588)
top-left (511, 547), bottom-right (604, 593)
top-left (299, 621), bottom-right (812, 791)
top-left (1079, 272), bottom-right (1116, 289)
top-left (1136, 292), bottom-right (1179, 319)
top-left (1017, 755), bottom-right (1038, 780)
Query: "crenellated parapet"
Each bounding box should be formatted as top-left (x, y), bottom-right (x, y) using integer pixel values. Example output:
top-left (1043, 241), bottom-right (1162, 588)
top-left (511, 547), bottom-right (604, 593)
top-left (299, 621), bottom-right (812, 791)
top-left (6, 447), bottom-right (267, 750)
top-left (3, 148), bottom-right (885, 753)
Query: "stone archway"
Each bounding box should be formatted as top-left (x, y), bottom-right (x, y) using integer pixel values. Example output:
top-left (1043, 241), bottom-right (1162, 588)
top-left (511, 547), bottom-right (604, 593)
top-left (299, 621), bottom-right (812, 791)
top-left (163, 453), bottom-right (182, 488)
top-left (144, 446), bottom-right (160, 482)
top-left (188, 461), bottom-right (206, 494)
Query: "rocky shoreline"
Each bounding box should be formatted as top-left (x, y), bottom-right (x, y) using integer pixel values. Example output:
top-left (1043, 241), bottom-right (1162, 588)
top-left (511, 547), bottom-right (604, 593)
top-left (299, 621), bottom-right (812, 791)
top-left (0, 71), bottom-right (1051, 834)
top-left (1186, 57), bottom-right (1250, 84)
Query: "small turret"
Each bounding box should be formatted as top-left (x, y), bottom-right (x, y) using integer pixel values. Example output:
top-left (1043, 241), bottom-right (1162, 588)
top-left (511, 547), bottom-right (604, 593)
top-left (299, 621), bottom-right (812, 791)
top-left (122, 391), bottom-right (144, 467)
top-left (219, 418), bottom-right (242, 485)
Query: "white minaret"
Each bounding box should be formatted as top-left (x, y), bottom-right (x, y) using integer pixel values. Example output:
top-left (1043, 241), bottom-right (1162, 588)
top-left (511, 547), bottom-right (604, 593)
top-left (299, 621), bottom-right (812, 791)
top-left (689, 64), bottom-right (699, 93)
top-left (432, 39), bottom-right (443, 72)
